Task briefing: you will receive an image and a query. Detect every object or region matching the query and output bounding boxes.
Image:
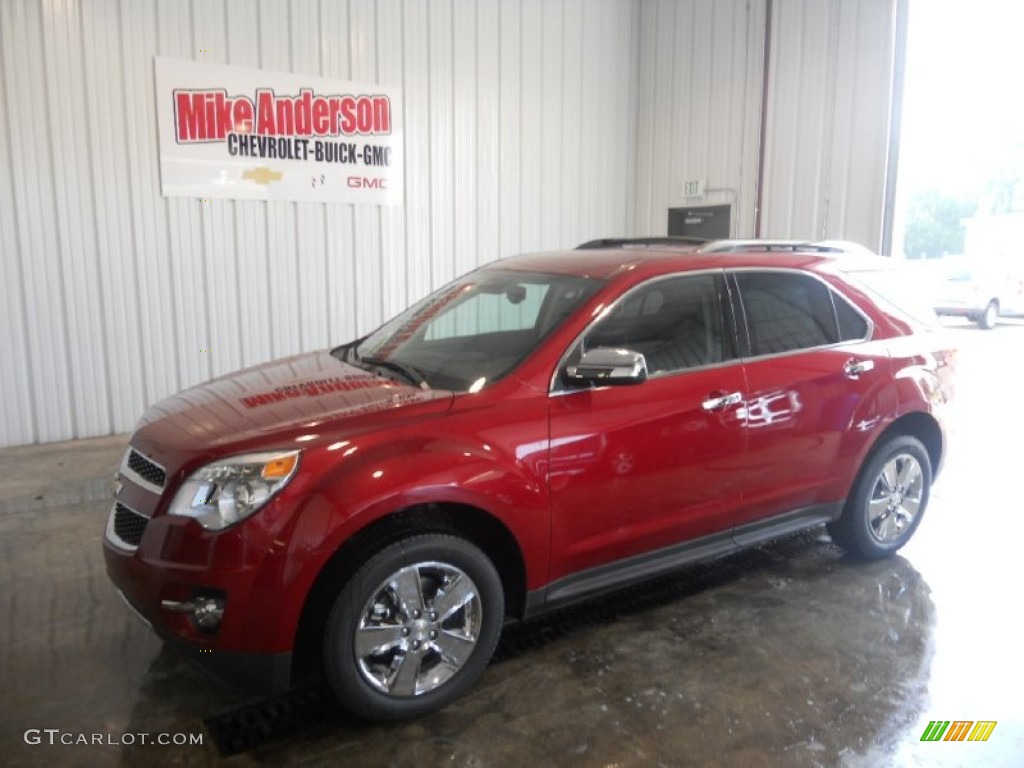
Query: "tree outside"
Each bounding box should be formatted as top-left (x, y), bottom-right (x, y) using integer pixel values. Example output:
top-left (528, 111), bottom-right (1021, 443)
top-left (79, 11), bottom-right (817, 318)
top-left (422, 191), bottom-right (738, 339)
top-left (902, 189), bottom-right (975, 260)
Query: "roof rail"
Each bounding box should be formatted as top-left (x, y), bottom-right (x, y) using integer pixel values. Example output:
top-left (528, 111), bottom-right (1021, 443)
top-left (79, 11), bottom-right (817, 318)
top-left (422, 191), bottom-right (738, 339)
top-left (576, 236), bottom-right (709, 250)
top-left (699, 239), bottom-right (876, 255)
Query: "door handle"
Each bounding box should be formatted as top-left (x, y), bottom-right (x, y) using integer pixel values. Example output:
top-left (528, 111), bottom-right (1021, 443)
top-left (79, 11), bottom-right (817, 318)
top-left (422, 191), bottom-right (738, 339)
top-left (844, 359), bottom-right (875, 378)
top-left (702, 391), bottom-right (742, 411)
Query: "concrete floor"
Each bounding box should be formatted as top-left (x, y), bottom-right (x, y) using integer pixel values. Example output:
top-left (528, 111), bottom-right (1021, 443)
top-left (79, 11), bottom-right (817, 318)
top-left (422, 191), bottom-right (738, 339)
top-left (2, 319), bottom-right (1022, 767)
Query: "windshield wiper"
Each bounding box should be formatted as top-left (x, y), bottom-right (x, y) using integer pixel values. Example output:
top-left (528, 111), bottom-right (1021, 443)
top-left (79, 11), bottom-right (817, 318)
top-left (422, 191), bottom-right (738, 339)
top-left (357, 356), bottom-right (431, 390)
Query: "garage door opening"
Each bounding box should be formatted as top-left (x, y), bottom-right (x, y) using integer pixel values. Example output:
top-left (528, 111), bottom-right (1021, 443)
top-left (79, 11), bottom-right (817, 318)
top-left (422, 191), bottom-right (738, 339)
top-left (888, 0), bottom-right (1024, 327)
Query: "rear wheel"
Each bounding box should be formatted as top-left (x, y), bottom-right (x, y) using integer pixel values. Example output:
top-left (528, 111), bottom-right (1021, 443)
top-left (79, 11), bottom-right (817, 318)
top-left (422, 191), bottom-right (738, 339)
top-left (323, 534), bottom-right (504, 721)
top-left (977, 299), bottom-right (998, 330)
top-left (828, 435), bottom-right (931, 560)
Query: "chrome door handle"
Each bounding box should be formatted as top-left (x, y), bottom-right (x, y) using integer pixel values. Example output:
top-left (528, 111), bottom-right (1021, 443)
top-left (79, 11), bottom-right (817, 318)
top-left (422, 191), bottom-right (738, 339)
top-left (702, 392), bottom-right (742, 411)
top-left (844, 359), bottom-right (875, 377)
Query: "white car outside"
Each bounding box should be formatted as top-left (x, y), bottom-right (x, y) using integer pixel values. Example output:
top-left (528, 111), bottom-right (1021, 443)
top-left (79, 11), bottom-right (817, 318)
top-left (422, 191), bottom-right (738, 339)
top-left (933, 261), bottom-right (1024, 329)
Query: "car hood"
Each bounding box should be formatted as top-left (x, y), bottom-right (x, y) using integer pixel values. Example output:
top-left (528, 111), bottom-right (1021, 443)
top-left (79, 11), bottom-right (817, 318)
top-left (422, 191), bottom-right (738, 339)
top-left (130, 349), bottom-right (454, 458)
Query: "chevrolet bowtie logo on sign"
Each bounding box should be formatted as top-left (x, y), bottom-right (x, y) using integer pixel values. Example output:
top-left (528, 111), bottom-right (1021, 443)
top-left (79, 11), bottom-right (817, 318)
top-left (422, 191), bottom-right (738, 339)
top-left (920, 720), bottom-right (997, 742)
top-left (154, 57), bottom-right (402, 205)
top-left (241, 167), bottom-right (283, 185)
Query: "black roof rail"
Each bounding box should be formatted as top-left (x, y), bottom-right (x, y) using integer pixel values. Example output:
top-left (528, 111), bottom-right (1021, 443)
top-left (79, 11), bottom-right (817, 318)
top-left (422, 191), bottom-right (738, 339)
top-left (576, 236), bottom-right (709, 250)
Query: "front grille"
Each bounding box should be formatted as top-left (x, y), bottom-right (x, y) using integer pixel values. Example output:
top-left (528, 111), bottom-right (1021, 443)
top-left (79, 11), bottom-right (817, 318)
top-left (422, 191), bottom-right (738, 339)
top-left (127, 449), bottom-right (166, 488)
top-left (113, 502), bottom-right (149, 546)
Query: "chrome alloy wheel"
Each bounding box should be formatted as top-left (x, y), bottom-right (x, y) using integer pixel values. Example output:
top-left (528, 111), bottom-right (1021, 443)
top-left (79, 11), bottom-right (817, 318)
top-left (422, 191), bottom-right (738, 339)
top-left (354, 561), bottom-right (483, 697)
top-left (867, 453), bottom-right (924, 543)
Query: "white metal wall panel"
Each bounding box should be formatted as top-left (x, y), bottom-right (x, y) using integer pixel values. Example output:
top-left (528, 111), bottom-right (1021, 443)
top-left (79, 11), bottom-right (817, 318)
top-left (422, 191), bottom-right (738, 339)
top-left (518, 0), bottom-right (543, 254)
top-left (827, 0), bottom-right (897, 247)
top-left (2, 0), bottom-right (75, 443)
top-left (761, 0), bottom-right (897, 247)
top-left (634, 0), bottom-right (765, 238)
top-left (539, 1), bottom-right (563, 247)
top-left (475, 0), bottom-right (501, 278)
top-left (497, 0), bottom-right (521, 258)
top-left (0, 33), bottom-right (36, 446)
top-left (0, 0), bottom-right (638, 447)
top-left (634, 0), bottom-right (896, 248)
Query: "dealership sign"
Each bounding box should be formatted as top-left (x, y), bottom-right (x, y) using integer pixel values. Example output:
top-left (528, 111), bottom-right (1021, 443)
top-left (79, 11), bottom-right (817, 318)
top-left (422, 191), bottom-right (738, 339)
top-left (154, 57), bottom-right (402, 205)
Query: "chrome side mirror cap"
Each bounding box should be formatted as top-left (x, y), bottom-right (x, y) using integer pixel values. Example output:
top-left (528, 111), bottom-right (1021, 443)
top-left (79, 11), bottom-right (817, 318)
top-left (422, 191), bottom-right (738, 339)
top-left (566, 348), bottom-right (648, 386)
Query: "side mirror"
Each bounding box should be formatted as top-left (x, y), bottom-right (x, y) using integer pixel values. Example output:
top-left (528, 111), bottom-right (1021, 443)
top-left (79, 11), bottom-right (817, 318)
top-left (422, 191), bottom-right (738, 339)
top-left (566, 347), bottom-right (648, 386)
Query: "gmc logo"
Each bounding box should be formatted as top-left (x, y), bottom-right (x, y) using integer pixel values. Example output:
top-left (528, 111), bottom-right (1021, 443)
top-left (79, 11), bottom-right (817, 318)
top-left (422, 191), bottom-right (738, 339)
top-left (347, 176), bottom-right (388, 189)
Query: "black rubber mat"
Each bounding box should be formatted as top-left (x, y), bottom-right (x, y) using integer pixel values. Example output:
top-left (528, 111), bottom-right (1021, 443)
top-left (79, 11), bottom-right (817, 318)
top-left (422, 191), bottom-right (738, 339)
top-left (204, 527), bottom-right (838, 756)
top-left (204, 684), bottom-right (343, 755)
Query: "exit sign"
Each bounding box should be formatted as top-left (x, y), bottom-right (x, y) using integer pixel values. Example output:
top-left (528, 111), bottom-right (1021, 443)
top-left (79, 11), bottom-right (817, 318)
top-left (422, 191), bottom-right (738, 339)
top-left (683, 179), bottom-right (705, 198)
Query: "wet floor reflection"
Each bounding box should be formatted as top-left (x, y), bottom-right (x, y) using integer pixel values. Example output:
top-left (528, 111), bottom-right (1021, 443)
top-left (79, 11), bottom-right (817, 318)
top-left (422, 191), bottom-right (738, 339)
top-left (1, 498), bottom-right (942, 767)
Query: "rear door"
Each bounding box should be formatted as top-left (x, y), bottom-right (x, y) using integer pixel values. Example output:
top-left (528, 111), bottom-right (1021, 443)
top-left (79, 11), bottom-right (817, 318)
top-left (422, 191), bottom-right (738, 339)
top-left (729, 270), bottom-right (888, 536)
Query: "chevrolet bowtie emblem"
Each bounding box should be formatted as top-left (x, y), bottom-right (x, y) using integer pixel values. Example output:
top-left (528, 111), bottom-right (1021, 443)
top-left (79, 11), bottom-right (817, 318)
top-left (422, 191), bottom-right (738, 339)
top-left (242, 167), bottom-right (283, 185)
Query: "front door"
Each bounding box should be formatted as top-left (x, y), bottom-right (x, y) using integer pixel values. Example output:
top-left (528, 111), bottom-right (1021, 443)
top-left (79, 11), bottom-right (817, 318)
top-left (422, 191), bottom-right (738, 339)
top-left (547, 272), bottom-right (748, 584)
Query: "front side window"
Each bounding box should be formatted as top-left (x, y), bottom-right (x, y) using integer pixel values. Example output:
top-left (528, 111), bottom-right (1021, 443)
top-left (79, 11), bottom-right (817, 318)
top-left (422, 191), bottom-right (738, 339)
top-left (734, 272), bottom-right (868, 356)
top-left (566, 272), bottom-right (729, 378)
top-left (343, 269), bottom-right (602, 391)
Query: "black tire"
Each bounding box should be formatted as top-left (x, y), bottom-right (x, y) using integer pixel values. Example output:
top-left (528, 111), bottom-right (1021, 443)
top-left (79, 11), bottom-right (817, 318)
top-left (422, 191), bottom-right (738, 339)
top-left (977, 300), bottom-right (998, 330)
top-left (828, 435), bottom-right (932, 560)
top-left (323, 534), bottom-right (504, 721)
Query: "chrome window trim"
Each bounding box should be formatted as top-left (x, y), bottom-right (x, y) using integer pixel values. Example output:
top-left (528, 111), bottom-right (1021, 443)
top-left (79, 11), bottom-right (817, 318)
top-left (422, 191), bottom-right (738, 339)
top-left (549, 268), bottom-right (737, 395)
top-left (120, 448), bottom-right (167, 495)
top-left (726, 267), bottom-right (875, 363)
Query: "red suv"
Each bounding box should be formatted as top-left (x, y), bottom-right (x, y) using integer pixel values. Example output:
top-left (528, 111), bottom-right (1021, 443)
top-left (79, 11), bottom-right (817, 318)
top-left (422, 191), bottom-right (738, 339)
top-left (104, 238), bottom-right (955, 721)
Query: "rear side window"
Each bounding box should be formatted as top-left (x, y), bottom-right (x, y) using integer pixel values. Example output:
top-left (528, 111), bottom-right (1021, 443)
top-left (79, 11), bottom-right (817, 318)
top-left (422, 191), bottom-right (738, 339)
top-left (734, 272), bottom-right (866, 356)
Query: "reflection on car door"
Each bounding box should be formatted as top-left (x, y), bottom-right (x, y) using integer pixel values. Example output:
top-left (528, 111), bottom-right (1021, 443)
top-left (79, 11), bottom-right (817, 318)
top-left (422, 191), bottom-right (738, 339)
top-left (546, 272), bottom-right (748, 584)
top-left (730, 270), bottom-right (888, 537)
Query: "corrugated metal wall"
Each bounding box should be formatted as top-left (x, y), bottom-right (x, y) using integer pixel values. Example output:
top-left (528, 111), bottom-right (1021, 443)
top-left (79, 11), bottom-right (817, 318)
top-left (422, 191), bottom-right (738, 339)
top-left (634, 0), bottom-right (899, 249)
top-left (0, 0), bottom-right (639, 447)
top-left (1, 0), bottom-right (900, 448)
top-left (761, 0), bottom-right (898, 247)
top-left (634, 0), bottom-right (765, 238)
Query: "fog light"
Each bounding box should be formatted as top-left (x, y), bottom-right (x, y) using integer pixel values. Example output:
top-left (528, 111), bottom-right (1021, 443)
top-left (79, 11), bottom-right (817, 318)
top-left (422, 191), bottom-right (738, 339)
top-left (193, 596), bottom-right (225, 629)
top-left (160, 595), bottom-right (225, 630)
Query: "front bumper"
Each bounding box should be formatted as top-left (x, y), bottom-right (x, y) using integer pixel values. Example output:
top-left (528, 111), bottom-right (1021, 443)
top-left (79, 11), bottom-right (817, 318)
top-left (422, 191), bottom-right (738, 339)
top-left (114, 586), bottom-right (292, 692)
top-left (103, 498), bottom-right (300, 693)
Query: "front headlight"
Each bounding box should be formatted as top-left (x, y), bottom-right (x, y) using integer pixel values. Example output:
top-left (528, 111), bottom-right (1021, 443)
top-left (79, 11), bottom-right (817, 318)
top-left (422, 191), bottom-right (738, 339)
top-left (168, 451), bottom-right (301, 531)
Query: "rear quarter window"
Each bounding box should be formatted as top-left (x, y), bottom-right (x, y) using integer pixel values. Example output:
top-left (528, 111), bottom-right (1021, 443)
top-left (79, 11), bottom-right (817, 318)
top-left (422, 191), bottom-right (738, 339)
top-left (833, 291), bottom-right (870, 341)
top-left (844, 268), bottom-right (940, 328)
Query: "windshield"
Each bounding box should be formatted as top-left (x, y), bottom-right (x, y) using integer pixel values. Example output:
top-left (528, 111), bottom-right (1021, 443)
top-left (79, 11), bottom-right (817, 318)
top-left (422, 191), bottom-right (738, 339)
top-left (339, 269), bottom-right (603, 391)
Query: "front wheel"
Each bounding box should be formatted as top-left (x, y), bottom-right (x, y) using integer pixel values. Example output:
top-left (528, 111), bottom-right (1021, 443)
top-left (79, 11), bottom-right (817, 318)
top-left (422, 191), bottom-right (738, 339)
top-left (828, 435), bottom-right (932, 560)
top-left (323, 534), bottom-right (504, 721)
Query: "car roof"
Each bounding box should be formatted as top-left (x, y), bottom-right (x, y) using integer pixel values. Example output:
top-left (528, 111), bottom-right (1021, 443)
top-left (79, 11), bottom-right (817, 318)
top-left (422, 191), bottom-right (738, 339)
top-left (490, 240), bottom-right (896, 281)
